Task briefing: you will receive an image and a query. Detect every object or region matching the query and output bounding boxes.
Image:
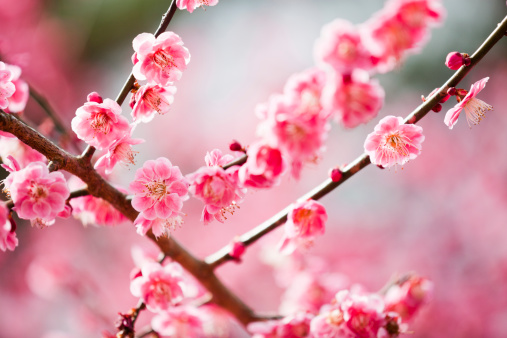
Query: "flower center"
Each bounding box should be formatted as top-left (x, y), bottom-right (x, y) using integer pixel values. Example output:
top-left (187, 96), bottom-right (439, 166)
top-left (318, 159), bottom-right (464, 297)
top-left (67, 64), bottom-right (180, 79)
top-left (145, 180), bottom-right (168, 201)
top-left (152, 49), bottom-right (176, 71)
top-left (90, 112), bottom-right (112, 134)
top-left (285, 123), bottom-right (307, 142)
top-left (463, 98), bottom-right (493, 127)
top-left (115, 143), bottom-right (137, 166)
top-left (144, 89), bottom-right (165, 113)
top-left (29, 182), bottom-right (48, 201)
top-left (327, 309), bottom-right (344, 326)
top-left (337, 38), bottom-right (357, 61)
top-left (152, 281), bottom-right (172, 303)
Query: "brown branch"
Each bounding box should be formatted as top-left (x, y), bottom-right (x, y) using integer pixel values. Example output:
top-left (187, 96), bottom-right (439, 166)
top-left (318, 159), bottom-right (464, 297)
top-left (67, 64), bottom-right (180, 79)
top-left (205, 14), bottom-right (507, 270)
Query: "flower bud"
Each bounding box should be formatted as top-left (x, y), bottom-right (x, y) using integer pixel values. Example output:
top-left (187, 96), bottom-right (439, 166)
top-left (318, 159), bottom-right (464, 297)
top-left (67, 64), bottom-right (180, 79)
top-left (329, 167), bottom-right (343, 182)
top-left (445, 52), bottom-right (465, 70)
top-left (87, 92), bottom-right (103, 104)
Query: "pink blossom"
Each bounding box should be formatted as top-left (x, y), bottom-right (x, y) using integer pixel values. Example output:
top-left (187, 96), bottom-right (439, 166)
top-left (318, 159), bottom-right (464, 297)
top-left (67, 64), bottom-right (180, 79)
top-left (238, 141), bottom-right (287, 189)
top-left (132, 32), bottom-right (190, 86)
top-left (0, 62), bottom-right (15, 109)
top-left (0, 201), bottom-right (18, 252)
top-left (187, 149), bottom-right (244, 225)
top-left (176, 0), bottom-right (219, 13)
top-left (130, 157), bottom-right (189, 220)
top-left (445, 51), bottom-right (465, 70)
top-left (94, 131), bottom-right (144, 174)
top-left (0, 135), bottom-right (46, 168)
top-left (321, 70), bottom-right (384, 128)
top-left (70, 195), bottom-right (129, 227)
top-left (134, 213), bottom-right (183, 238)
top-left (283, 68), bottom-right (328, 118)
top-left (3, 63), bottom-right (29, 113)
top-left (310, 308), bottom-right (353, 338)
top-left (249, 312), bottom-right (314, 338)
top-left (205, 148), bottom-right (234, 167)
top-left (257, 94), bottom-right (330, 178)
top-left (9, 162), bottom-right (70, 226)
top-left (444, 77), bottom-right (493, 129)
top-left (384, 276), bottom-right (433, 321)
top-left (339, 290), bottom-right (386, 338)
top-left (130, 262), bottom-right (185, 312)
top-left (364, 116), bottom-right (424, 168)
top-left (279, 199), bottom-right (327, 255)
top-left (151, 306), bottom-right (206, 336)
top-left (71, 94), bottom-right (130, 149)
top-left (131, 83), bottom-right (176, 123)
top-left (314, 19), bottom-right (378, 73)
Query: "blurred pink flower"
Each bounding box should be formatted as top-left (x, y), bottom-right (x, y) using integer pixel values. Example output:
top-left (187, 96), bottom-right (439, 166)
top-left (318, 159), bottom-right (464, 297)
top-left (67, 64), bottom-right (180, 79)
top-left (94, 131), bottom-right (144, 174)
top-left (283, 68), bottom-right (328, 118)
top-left (279, 199), bottom-right (327, 255)
top-left (364, 116), bottom-right (424, 168)
top-left (9, 162), bottom-right (69, 226)
top-left (132, 32), bottom-right (190, 86)
top-left (314, 19), bottom-right (378, 73)
top-left (176, 0), bottom-right (219, 13)
top-left (134, 213), bottom-right (183, 238)
top-left (0, 201), bottom-right (17, 252)
top-left (444, 77), bottom-right (493, 129)
top-left (0, 62), bottom-right (15, 109)
top-left (130, 262), bottom-right (185, 312)
top-left (384, 276), bottom-right (433, 321)
top-left (71, 94), bottom-right (130, 149)
top-left (131, 83), bottom-right (176, 123)
top-left (239, 141), bottom-right (287, 189)
top-left (322, 70), bottom-right (384, 128)
top-left (0, 135), bottom-right (46, 168)
top-left (130, 157), bottom-right (189, 220)
top-left (249, 312), bottom-right (313, 338)
top-left (3, 63), bottom-right (29, 113)
top-left (151, 306), bottom-right (206, 336)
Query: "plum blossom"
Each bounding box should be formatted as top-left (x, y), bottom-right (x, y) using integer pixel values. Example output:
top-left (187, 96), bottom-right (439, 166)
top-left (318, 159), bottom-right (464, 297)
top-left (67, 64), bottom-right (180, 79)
top-left (283, 68), bottom-right (328, 118)
top-left (384, 276), bottom-right (433, 321)
top-left (8, 162), bottom-right (70, 227)
top-left (130, 157), bottom-right (189, 220)
top-left (187, 149), bottom-right (244, 225)
top-left (248, 312), bottom-right (314, 338)
top-left (134, 213), bottom-right (183, 238)
top-left (238, 141), bottom-right (287, 189)
top-left (0, 62), bottom-right (15, 109)
top-left (322, 70), bottom-right (384, 128)
top-left (445, 51), bottom-right (466, 70)
top-left (71, 93), bottom-right (130, 149)
top-left (94, 131), bottom-right (144, 174)
top-left (444, 77), bottom-right (493, 129)
top-left (314, 19), bottom-right (378, 72)
top-left (0, 135), bottom-right (46, 168)
top-left (130, 83), bottom-right (176, 123)
top-left (176, 0), bottom-right (219, 13)
top-left (151, 306), bottom-right (206, 337)
top-left (364, 116), bottom-right (424, 168)
top-left (132, 32), bottom-right (190, 86)
top-left (279, 199), bottom-right (327, 255)
top-left (0, 201), bottom-right (17, 252)
top-left (3, 63), bottom-right (29, 113)
top-left (130, 262), bottom-right (185, 312)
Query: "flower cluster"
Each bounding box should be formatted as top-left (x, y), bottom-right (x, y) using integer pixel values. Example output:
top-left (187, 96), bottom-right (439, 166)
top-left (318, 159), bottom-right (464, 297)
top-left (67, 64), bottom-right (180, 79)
top-left (0, 201), bottom-right (17, 252)
top-left (176, 0), bottom-right (219, 13)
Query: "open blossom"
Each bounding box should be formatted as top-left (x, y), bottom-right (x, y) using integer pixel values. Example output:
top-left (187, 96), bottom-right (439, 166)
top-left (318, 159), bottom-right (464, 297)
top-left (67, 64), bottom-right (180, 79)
top-left (322, 70), bottom-right (384, 128)
top-left (71, 94), bottom-right (130, 149)
top-left (0, 136), bottom-right (46, 168)
top-left (176, 0), bottom-right (219, 13)
top-left (284, 68), bottom-right (328, 118)
top-left (132, 32), bottom-right (190, 86)
top-left (152, 306), bottom-right (206, 337)
top-left (0, 201), bottom-right (18, 252)
top-left (444, 77), bottom-right (492, 129)
top-left (94, 130), bottom-right (144, 174)
top-left (130, 157), bottom-right (189, 220)
top-left (314, 19), bottom-right (378, 73)
top-left (3, 63), bottom-right (29, 113)
top-left (384, 276), bottom-right (433, 321)
top-left (187, 149), bottom-right (244, 225)
top-left (279, 200), bottom-right (327, 255)
top-left (238, 141), bottom-right (287, 189)
top-left (364, 116), bottom-right (424, 168)
top-left (0, 62), bottom-right (15, 109)
top-left (248, 312), bottom-right (314, 338)
top-left (134, 213), bottom-right (183, 238)
top-left (9, 162), bottom-right (70, 226)
top-left (131, 83), bottom-right (176, 123)
top-left (130, 262), bottom-right (185, 312)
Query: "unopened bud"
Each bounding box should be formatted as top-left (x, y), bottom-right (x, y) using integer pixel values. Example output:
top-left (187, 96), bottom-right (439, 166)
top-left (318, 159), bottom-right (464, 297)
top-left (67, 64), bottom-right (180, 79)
top-left (229, 140), bottom-right (243, 152)
top-left (87, 92), bottom-right (103, 104)
top-left (432, 104), bottom-right (442, 113)
top-left (445, 52), bottom-right (465, 70)
top-left (447, 87), bottom-right (456, 96)
top-left (329, 167), bottom-right (343, 182)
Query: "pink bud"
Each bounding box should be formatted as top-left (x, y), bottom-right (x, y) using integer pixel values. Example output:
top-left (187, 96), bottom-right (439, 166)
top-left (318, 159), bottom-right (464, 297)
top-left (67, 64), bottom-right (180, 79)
top-left (432, 104), bottom-right (442, 113)
top-left (229, 140), bottom-right (243, 152)
top-left (229, 238), bottom-right (246, 262)
top-left (447, 87), bottom-right (456, 96)
top-left (445, 52), bottom-right (465, 70)
top-left (463, 57), bottom-right (471, 66)
top-left (87, 92), bottom-right (103, 103)
top-left (329, 167), bottom-right (343, 182)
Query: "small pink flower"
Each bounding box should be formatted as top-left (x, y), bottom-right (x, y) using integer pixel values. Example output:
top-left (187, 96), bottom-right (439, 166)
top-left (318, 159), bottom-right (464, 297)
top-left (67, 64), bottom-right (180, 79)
top-left (283, 68), bottom-right (328, 118)
top-left (445, 51), bottom-right (465, 70)
top-left (94, 131), bottom-right (144, 174)
top-left (338, 290), bottom-right (386, 338)
top-left (131, 83), bottom-right (176, 123)
top-left (0, 201), bottom-right (18, 252)
top-left (279, 200), bottom-right (327, 255)
top-left (3, 63), bottom-right (29, 113)
top-left (384, 276), bottom-right (433, 321)
top-left (187, 149), bottom-right (244, 225)
top-left (151, 306), bottom-right (206, 336)
top-left (9, 162), bottom-right (70, 226)
top-left (134, 213), bottom-right (183, 238)
top-left (364, 116), bottom-right (424, 168)
top-left (176, 0), bottom-right (219, 13)
top-left (238, 141), bottom-right (287, 189)
top-left (322, 70), bottom-right (384, 128)
top-left (71, 94), bottom-right (130, 149)
top-left (0, 135), bottom-right (46, 168)
top-left (130, 157), bottom-right (189, 220)
top-left (130, 262), bottom-right (185, 312)
top-left (132, 32), bottom-right (190, 86)
top-left (444, 77), bottom-right (493, 129)
top-left (0, 62), bottom-right (15, 109)
top-left (314, 19), bottom-right (378, 72)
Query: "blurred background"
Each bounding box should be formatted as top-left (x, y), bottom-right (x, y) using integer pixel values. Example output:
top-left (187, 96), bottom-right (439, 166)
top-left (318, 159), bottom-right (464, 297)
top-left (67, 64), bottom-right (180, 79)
top-left (1, 0), bottom-right (507, 336)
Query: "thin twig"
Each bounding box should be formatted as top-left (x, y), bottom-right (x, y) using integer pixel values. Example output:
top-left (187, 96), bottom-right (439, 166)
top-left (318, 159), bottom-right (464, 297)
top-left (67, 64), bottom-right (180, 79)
top-left (205, 14), bottom-right (507, 269)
